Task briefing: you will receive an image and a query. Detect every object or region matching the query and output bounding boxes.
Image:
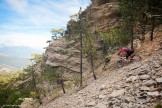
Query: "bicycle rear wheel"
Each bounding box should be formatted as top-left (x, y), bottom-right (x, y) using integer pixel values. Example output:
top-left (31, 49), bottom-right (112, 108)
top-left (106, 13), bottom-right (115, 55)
top-left (117, 60), bottom-right (124, 68)
top-left (131, 55), bottom-right (142, 62)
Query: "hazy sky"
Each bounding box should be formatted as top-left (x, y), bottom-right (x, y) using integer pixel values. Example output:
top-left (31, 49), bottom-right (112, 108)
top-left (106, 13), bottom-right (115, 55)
top-left (0, 0), bottom-right (91, 50)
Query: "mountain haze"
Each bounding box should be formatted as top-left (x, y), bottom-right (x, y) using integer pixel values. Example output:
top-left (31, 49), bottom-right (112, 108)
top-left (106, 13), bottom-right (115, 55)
top-left (0, 45), bottom-right (43, 68)
top-left (0, 45), bottom-right (43, 58)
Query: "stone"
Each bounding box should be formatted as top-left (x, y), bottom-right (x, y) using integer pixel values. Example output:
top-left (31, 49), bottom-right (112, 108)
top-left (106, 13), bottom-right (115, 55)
top-left (117, 84), bottom-right (129, 89)
top-left (140, 64), bottom-right (150, 69)
top-left (155, 77), bottom-right (162, 83)
top-left (121, 103), bottom-right (129, 108)
top-left (146, 97), bottom-right (151, 103)
top-left (124, 97), bottom-right (132, 103)
top-left (155, 71), bottom-right (162, 76)
top-left (134, 83), bottom-right (141, 88)
top-left (99, 94), bottom-right (107, 99)
top-left (23, 98), bottom-right (34, 102)
top-left (128, 102), bottom-right (133, 108)
top-left (152, 76), bottom-right (157, 80)
top-left (126, 73), bottom-right (133, 77)
top-left (137, 92), bottom-right (147, 99)
top-left (147, 91), bottom-right (160, 97)
top-left (115, 101), bottom-right (121, 106)
top-left (130, 64), bottom-right (141, 70)
top-left (109, 89), bottom-right (125, 98)
top-left (137, 64), bottom-right (151, 74)
top-left (78, 95), bottom-right (82, 99)
top-left (138, 69), bottom-right (150, 75)
top-left (143, 80), bottom-right (157, 86)
top-left (101, 90), bottom-right (108, 95)
top-left (107, 101), bottom-right (113, 106)
top-left (99, 85), bottom-right (106, 91)
top-left (139, 75), bottom-right (150, 80)
top-left (153, 62), bottom-right (160, 68)
top-left (85, 101), bottom-right (96, 107)
top-left (20, 103), bottom-right (32, 108)
top-left (149, 87), bottom-right (159, 92)
top-left (133, 104), bottom-right (142, 108)
top-left (20, 98), bottom-right (37, 108)
top-left (138, 99), bottom-right (146, 105)
top-left (126, 76), bottom-right (139, 83)
top-left (94, 103), bottom-right (107, 108)
top-left (140, 86), bottom-right (150, 91)
top-left (83, 93), bottom-right (87, 96)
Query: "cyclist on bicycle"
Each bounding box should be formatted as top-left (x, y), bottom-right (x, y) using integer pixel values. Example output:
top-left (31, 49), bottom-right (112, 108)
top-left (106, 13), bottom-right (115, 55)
top-left (117, 48), bottom-right (134, 62)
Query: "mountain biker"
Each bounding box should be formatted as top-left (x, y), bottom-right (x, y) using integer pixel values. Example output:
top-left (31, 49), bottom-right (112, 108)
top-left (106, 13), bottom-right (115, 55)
top-left (117, 48), bottom-right (134, 62)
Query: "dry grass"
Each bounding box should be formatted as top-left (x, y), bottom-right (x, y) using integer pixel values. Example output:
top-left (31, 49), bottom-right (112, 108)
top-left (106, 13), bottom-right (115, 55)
top-left (135, 26), bottom-right (162, 60)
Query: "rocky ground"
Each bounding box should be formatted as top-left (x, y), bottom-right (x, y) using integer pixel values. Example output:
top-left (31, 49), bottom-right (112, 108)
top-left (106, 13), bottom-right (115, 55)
top-left (39, 48), bottom-right (162, 108)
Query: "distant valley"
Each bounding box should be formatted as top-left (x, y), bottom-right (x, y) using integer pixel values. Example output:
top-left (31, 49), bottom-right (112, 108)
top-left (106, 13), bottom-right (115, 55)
top-left (0, 45), bottom-right (43, 69)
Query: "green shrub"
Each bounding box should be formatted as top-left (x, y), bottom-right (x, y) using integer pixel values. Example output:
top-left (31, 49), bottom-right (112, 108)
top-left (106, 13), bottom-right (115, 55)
top-left (0, 79), bottom-right (33, 106)
top-left (97, 28), bottom-right (130, 55)
top-left (65, 81), bottom-right (72, 89)
top-left (154, 102), bottom-right (162, 108)
top-left (160, 60), bottom-right (162, 66)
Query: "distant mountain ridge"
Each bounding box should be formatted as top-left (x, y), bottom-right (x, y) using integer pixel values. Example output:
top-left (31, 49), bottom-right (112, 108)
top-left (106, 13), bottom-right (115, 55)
top-left (0, 45), bottom-right (43, 58)
top-left (0, 45), bottom-right (43, 68)
top-left (0, 55), bottom-right (30, 68)
top-left (0, 64), bottom-right (18, 74)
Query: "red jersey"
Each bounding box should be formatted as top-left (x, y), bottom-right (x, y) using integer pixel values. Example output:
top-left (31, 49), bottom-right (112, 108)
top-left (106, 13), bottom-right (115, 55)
top-left (117, 48), bottom-right (131, 55)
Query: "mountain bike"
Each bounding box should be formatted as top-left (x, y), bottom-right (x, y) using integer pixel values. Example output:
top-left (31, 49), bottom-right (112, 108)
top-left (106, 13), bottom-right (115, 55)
top-left (116, 55), bottom-right (142, 68)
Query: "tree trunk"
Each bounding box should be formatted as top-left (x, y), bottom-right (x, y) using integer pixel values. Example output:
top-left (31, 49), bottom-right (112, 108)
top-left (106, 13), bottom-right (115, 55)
top-left (57, 74), bottom-right (66, 94)
top-left (130, 0), bottom-right (134, 50)
top-left (150, 17), bottom-right (155, 41)
top-left (130, 26), bottom-right (134, 50)
top-left (90, 53), bottom-right (97, 80)
top-left (31, 67), bottom-right (42, 104)
top-left (79, 7), bottom-right (83, 87)
top-left (140, 13), bottom-right (146, 41)
top-left (80, 26), bottom-right (83, 86)
top-left (60, 79), bottom-right (65, 94)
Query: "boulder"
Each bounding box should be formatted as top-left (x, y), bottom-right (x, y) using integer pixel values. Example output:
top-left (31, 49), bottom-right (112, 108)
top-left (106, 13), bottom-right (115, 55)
top-left (130, 64), bottom-right (141, 70)
top-left (138, 69), bottom-right (150, 75)
top-left (126, 76), bottom-right (139, 83)
top-left (140, 86), bottom-right (150, 91)
top-left (147, 91), bottom-right (160, 97)
top-left (139, 75), bottom-right (150, 80)
top-left (99, 85), bottom-right (106, 91)
top-left (85, 101), bottom-right (96, 107)
top-left (155, 77), bottom-right (162, 83)
top-left (143, 80), bottom-right (157, 86)
top-left (153, 62), bottom-right (160, 68)
top-left (99, 94), bottom-right (107, 99)
top-left (109, 89), bottom-right (125, 98)
top-left (94, 103), bottom-right (107, 108)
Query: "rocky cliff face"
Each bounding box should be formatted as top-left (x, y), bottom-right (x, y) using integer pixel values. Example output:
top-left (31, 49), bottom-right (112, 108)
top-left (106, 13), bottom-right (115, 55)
top-left (82, 0), bottom-right (120, 33)
top-left (44, 38), bottom-right (90, 73)
top-left (43, 0), bottom-right (120, 73)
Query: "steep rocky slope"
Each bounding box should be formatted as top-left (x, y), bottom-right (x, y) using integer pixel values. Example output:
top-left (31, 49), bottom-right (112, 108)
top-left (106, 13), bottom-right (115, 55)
top-left (40, 43), bottom-right (162, 108)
